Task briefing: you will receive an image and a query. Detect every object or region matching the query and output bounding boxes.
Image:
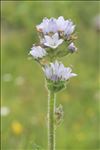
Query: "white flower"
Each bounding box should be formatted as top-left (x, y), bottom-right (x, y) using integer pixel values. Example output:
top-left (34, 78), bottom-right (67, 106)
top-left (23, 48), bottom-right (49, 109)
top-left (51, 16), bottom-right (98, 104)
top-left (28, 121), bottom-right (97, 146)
top-left (30, 46), bottom-right (47, 59)
top-left (43, 33), bottom-right (63, 49)
top-left (43, 61), bottom-right (77, 82)
top-left (1, 106), bottom-right (10, 117)
top-left (68, 42), bottom-right (77, 52)
top-left (64, 20), bottom-right (75, 36)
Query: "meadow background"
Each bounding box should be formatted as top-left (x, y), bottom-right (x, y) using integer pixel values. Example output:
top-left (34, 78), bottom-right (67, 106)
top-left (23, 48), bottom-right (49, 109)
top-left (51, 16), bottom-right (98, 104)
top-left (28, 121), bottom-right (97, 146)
top-left (1, 1), bottom-right (100, 150)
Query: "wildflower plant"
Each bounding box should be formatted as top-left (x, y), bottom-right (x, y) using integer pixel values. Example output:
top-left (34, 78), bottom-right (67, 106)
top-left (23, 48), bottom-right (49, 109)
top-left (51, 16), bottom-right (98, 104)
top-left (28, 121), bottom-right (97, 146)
top-left (29, 16), bottom-right (78, 150)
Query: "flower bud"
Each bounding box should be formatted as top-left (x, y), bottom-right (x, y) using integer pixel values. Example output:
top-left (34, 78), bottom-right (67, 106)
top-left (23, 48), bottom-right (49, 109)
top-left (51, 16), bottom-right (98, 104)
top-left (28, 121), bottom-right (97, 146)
top-left (68, 42), bottom-right (77, 53)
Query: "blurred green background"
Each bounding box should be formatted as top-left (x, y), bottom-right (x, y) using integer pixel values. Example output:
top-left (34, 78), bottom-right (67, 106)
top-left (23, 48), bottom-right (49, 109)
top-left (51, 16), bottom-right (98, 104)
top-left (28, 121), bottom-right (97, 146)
top-left (1, 1), bottom-right (100, 150)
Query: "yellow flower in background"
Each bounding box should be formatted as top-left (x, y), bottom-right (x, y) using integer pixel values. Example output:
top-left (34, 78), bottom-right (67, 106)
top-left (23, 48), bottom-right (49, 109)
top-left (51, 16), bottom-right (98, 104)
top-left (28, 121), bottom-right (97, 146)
top-left (11, 121), bottom-right (23, 135)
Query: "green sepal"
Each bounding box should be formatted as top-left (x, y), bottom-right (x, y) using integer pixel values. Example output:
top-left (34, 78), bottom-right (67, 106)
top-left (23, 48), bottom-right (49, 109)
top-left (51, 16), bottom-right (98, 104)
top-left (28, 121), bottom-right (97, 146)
top-left (57, 50), bottom-right (70, 58)
top-left (46, 79), bottom-right (66, 93)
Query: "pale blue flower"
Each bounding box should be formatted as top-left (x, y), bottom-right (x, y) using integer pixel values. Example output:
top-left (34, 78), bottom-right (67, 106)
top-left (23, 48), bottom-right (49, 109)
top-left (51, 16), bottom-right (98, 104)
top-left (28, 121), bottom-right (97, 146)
top-left (43, 33), bottom-right (63, 49)
top-left (68, 42), bottom-right (77, 52)
top-left (43, 61), bottom-right (77, 82)
top-left (30, 46), bottom-right (47, 59)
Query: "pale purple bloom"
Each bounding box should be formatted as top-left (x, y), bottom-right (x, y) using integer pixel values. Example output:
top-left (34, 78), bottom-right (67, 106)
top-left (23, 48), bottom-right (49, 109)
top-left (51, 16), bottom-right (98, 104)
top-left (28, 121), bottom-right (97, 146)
top-left (36, 17), bottom-right (75, 36)
top-left (64, 20), bottom-right (75, 36)
top-left (56, 17), bottom-right (75, 34)
top-left (43, 33), bottom-right (63, 49)
top-left (36, 17), bottom-right (49, 34)
top-left (56, 16), bottom-right (67, 31)
top-left (43, 61), bottom-right (77, 82)
top-left (36, 17), bottom-right (57, 34)
top-left (48, 18), bottom-right (58, 33)
top-left (68, 42), bottom-right (77, 52)
top-left (30, 46), bottom-right (47, 59)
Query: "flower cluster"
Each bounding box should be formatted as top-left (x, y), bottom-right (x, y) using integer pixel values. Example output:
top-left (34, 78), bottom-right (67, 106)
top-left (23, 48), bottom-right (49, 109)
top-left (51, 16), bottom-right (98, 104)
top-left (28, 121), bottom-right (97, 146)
top-left (30, 16), bottom-right (77, 59)
top-left (36, 16), bottom-right (75, 36)
top-left (43, 61), bottom-right (77, 82)
top-left (30, 16), bottom-right (77, 91)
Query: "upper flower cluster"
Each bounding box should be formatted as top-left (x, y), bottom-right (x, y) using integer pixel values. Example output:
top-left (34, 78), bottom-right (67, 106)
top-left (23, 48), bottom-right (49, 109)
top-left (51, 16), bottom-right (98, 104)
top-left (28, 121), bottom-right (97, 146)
top-left (36, 16), bottom-right (75, 37)
top-left (30, 16), bottom-right (77, 60)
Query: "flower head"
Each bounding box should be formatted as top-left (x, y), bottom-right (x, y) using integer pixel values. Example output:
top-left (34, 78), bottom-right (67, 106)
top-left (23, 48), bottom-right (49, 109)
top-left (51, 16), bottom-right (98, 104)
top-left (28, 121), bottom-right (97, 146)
top-left (30, 46), bottom-right (47, 59)
top-left (68, 42), bottom-right (77, 53)
top-left (43, 33), bottom-right (63, 49)
top-left (43, 61), bottom-right (77, 82)
top-left (56, 16), bottom-right (68, 31)
top-left (36, 17), bottom-right (49, 34)
top-left (64, 20), bottom-right (75, 36)
top-left (36, 17), bottom-right (57, 34)
top-left (48, 18), bottom-right (58, 33)
top-left (36, 17), bottom-right (75, 37)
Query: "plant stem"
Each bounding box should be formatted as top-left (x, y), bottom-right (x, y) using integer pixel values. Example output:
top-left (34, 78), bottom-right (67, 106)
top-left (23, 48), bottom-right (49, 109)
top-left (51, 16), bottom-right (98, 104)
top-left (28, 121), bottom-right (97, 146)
top-left (48, 90), bottom-right (56, 150)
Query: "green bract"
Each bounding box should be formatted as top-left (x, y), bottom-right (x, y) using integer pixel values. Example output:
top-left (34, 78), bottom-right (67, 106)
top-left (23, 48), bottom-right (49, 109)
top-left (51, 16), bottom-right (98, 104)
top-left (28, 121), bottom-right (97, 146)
top-left (46, 79), bottom-right (67, 93)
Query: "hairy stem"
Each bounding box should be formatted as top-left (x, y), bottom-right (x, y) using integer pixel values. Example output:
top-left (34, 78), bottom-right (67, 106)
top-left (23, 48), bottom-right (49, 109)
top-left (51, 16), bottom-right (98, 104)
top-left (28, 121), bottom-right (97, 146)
top-left (48, 90), bottom-right (56, 150)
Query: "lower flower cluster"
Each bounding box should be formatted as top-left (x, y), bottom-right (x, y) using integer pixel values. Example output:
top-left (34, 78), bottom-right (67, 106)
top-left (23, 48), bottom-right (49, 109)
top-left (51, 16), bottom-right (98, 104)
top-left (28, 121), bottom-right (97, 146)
top-left (43, 61), bottom-right (77, 92)
top-left (43, 61), bottom-right (77, 82)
